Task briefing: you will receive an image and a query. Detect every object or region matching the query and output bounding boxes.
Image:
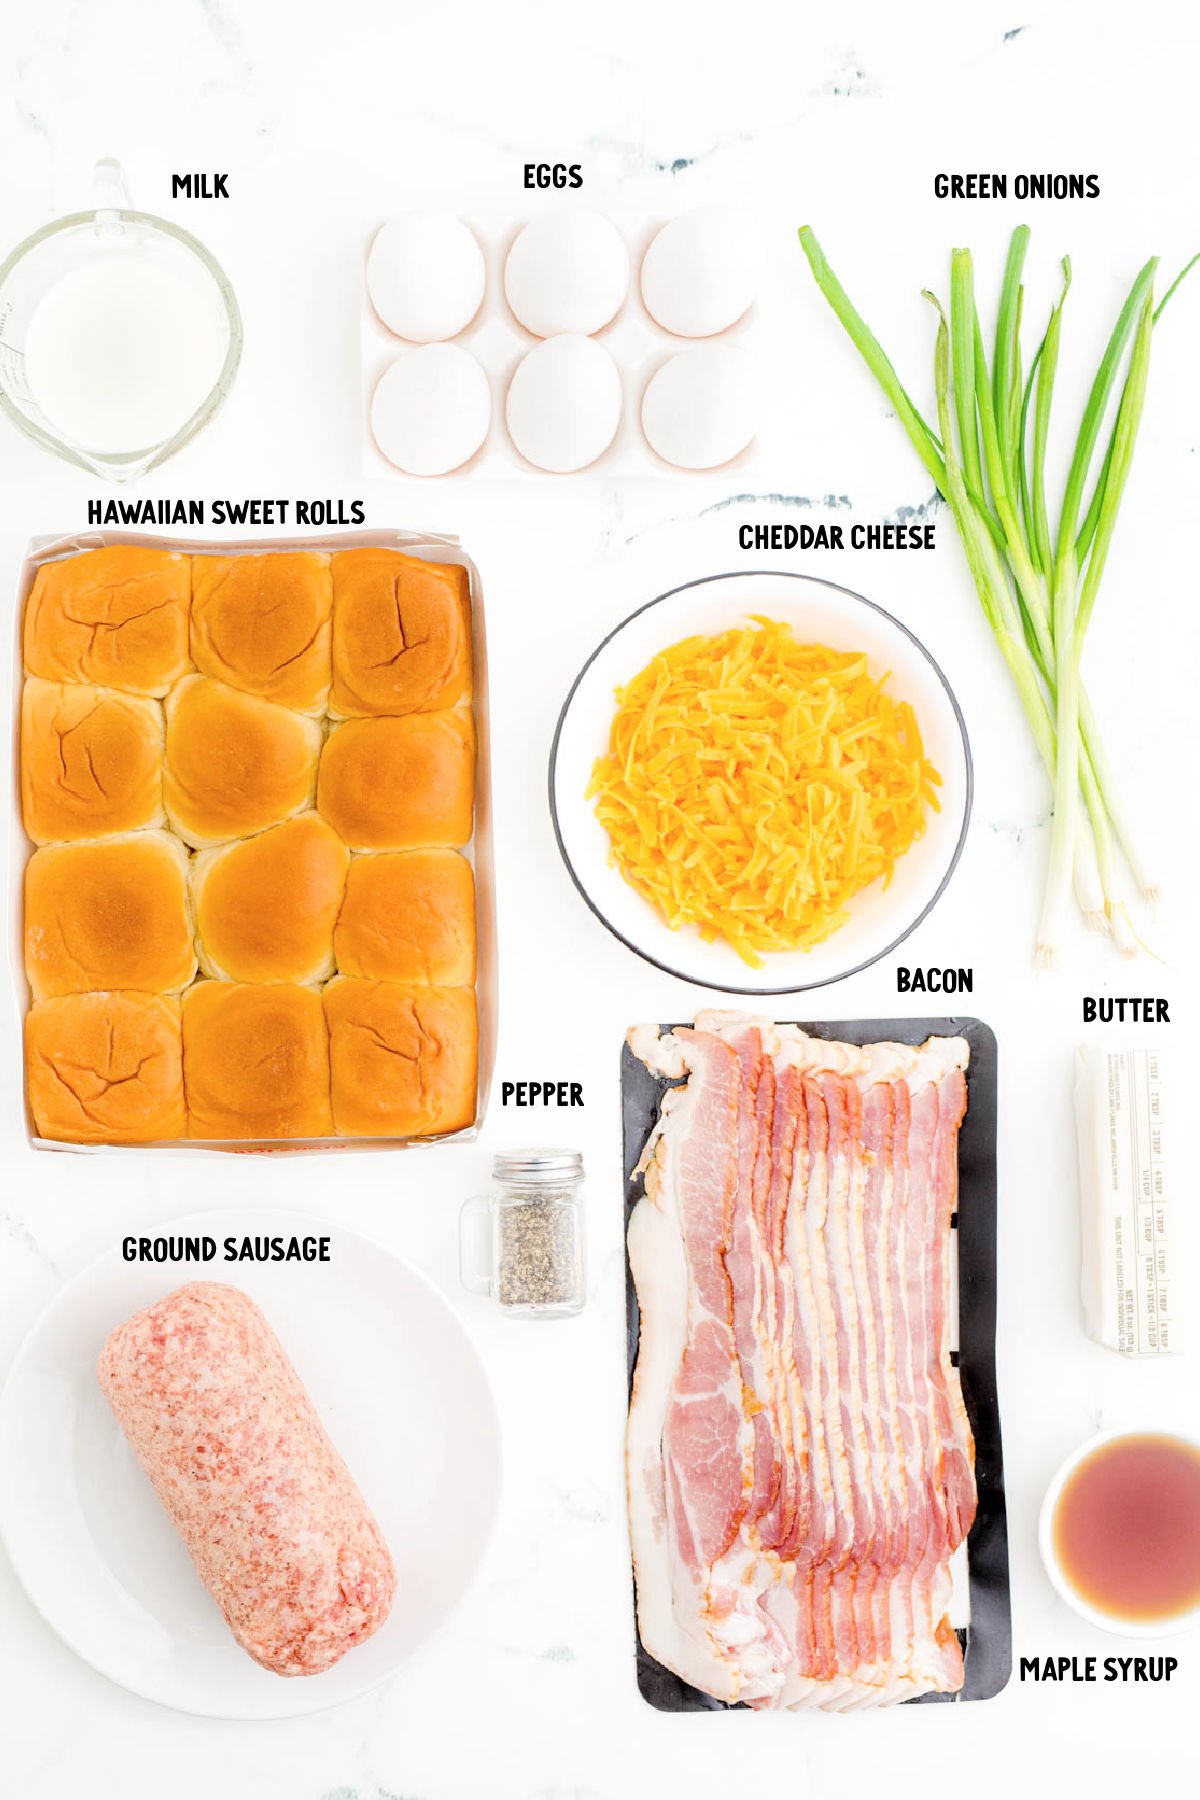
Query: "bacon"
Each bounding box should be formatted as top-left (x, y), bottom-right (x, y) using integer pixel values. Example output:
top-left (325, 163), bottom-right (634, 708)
top-left (627, 1016), bottom-right (977, 1710)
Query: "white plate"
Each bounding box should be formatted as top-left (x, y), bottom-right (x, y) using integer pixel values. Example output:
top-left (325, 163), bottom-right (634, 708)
top-left (550, 571), bottom-right (972, 994)
top-left (0, 1209), bottom-right (501, 1719)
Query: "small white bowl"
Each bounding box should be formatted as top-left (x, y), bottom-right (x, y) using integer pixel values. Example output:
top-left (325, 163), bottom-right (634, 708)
top-left (1039, 1427), bottom-right (1200, 1638)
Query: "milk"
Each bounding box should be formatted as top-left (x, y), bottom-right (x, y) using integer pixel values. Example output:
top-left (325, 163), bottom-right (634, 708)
top-left (23, 251), bottom-right (231, 454)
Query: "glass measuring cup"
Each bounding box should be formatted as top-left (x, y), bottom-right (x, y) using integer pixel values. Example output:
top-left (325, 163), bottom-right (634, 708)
top-left (0, 160), bottom-right (242, 481)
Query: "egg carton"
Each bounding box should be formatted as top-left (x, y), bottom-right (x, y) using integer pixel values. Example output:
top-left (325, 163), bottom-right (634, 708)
top-left (360, 211), bottom-right (764, 481)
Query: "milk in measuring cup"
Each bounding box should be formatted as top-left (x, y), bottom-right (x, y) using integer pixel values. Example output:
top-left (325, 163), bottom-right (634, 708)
top-left (23, 253), bottom-right (231, 455)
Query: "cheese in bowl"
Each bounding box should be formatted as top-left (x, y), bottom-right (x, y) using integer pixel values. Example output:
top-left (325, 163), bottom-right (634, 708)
top-left (586, 617), bottom-right (940, 969)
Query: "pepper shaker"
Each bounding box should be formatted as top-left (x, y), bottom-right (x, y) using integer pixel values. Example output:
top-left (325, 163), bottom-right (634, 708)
top-left (459, 1149), bottom-right (586, 1318)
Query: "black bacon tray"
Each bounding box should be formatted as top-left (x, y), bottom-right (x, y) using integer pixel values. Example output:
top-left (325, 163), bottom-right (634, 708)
top-left (621, 1016), bottom-right (1011, 1710)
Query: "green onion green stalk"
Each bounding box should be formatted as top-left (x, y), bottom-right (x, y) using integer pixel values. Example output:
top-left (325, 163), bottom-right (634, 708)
top-left (797, 225), bottom-right (1196, 966)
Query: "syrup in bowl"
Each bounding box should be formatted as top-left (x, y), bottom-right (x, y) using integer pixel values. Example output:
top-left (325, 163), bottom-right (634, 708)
top-left (1041, 1431), bottom-right (1200, 1632)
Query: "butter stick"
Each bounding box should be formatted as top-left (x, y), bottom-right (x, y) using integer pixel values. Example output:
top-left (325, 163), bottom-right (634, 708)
top-left (1075, 1047), bottom-right (1176, 1355)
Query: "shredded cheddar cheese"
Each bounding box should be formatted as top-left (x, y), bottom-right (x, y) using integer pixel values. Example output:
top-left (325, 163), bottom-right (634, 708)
top-left (586, 618), bottom-right (941, 967)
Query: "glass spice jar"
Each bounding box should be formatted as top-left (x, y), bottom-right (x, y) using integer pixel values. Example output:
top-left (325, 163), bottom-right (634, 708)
top-left (459, 1149), bottom-right (586, 1318)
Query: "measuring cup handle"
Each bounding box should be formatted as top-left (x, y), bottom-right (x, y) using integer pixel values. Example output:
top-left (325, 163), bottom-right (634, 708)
top-left (458, 1195), bottom-right (495, 1297)
top-left (91, 158), bottom-right (132, 214)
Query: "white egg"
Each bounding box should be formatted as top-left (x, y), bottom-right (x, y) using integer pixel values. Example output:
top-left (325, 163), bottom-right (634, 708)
top-left (504, 210), bottom-right (629, 338)
top-left (641, 345), bottom-right (758, 470)
top-left (506, 335), bottom-right (622, 472)
top-left (640, 206), bottom-right (764, 338)
top-left (368, 211), bottom-right (486, 343)
top-left (371, 345), bottom-right (491, 476)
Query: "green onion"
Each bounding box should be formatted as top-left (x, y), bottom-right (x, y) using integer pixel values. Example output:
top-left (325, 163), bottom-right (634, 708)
top-left (797, 225), bottom-right (1195, 964)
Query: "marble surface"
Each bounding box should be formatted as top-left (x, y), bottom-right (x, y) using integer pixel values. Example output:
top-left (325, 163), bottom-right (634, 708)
top-left (2, 0), bottom-right (1199, 1794)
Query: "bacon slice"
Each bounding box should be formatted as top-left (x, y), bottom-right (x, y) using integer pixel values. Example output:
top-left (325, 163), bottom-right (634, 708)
top-left (627, 1015), bottom-right (977, 1710)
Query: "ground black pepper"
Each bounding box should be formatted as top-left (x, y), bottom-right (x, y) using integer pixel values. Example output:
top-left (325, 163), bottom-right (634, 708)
top-left (496, 1191), bottom-right (581, 1309)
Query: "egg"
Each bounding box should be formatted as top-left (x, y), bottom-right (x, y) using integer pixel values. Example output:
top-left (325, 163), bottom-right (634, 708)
top-left (640, 206), bottom-right (763, 338)
top-left (506, 335), bottom-right (622, 472)
top-left (371, 345), bottom-right (491, 475)
top-left (504, 210), bottom-right (629, 338)
top-left (641, 345), bottom-right (757, 470)
top-left (368, 211), bottom-right (486, 343)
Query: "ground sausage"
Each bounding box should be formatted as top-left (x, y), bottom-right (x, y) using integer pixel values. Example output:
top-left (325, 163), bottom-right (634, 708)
top-left (97, 1281), bottom-right (396, 1676)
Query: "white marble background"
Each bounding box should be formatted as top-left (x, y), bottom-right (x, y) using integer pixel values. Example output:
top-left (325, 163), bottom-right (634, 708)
top-left (1, 0), bottom-right (1199, 1795)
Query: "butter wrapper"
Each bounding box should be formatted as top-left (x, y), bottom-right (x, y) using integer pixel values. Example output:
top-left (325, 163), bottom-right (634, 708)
top-left (1075, 1047), bottom-right (1175, 1355)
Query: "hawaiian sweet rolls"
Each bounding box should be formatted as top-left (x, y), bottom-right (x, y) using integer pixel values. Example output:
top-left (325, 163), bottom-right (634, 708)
top-left (329, 547), bottom-right (471, 716)
top-left (181, 982), bottom-right (332, 1141)
top-left (24, 832), bottom-right (196, 1001)
top-left (190, 552), bottom-right (332, 714)
top-left (334, 849), bottom-right (475, 985)
top-left (164, 676), bottom-right (322, 847)
top-left (191, 814), bottom-right (349, 985)
top-left (25, 993), bottom-right (186, 1145)
top-left (317, 712), bottom-right (475, 851)
top-left (21, 679), bottom-right (164, 844)
top-left (324, 979), bottom-right (477, 1138)
top-left (20, 541), bottom-right (481, 1146)
top-left (23, 545), bottom-right (190, 696)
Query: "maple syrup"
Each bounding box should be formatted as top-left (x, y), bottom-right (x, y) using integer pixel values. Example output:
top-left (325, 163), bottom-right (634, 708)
top-left (1051, 1434), bottom-right (1200, 1623)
